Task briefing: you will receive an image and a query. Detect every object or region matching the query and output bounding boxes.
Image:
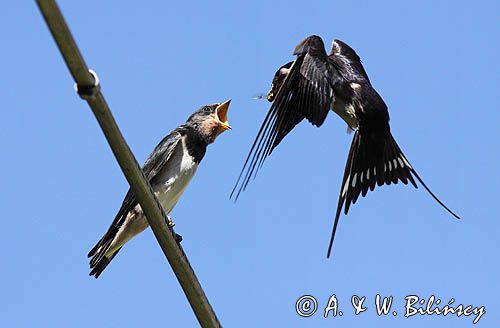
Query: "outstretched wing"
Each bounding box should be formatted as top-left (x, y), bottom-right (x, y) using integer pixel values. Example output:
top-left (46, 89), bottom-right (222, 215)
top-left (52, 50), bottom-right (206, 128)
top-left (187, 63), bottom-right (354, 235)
top-left (115, 130), bottom-right (182, 220)
top-left (330, 39), bottom-right (371, 84)
top-left (231, 35), bottom-right (338, 200)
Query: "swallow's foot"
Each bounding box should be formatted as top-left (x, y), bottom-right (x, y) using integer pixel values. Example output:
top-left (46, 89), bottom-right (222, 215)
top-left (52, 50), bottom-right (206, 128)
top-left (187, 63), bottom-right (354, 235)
top-left (165, 215), bottom-right (175, 228)
top-left (164, 216), bottom-right (181, 244)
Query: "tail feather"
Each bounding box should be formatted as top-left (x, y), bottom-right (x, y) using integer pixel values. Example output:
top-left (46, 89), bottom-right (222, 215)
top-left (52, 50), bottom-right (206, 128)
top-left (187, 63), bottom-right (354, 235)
top-left (88, 236), bottom-right (119, 278)
top-left (88, 241), bottom-right (100, 258)
top-left (89, 247), bottom-right (122, 279)
top-left (327, 131), bottom-right (460, 258)
top-left (343, 135), bottom-right (362, 214)
top-left (407, 166), bottom-right (461, 220)
top-left (89, 238), bottom-right (112, 268)
top-left (327, 132), bottom-right (358, 259)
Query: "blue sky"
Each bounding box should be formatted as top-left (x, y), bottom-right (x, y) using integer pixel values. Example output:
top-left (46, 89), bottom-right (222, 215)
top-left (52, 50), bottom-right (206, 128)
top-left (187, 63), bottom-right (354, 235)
top-left (1, 1), bottom-right (498, 327)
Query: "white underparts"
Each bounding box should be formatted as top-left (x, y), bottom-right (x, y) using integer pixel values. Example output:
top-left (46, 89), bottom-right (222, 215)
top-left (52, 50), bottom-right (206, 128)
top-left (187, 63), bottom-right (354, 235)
top-left (105, 138), bottom-right (199, 257)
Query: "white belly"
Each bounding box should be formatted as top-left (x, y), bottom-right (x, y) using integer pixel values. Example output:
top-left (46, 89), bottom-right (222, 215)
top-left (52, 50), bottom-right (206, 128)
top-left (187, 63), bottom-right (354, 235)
top-left (106, 139), bottom-right (198, 255)
top-left (152, 148), bottom-right (198, 214)
top-left (332, 98), bottom-right (358, 129)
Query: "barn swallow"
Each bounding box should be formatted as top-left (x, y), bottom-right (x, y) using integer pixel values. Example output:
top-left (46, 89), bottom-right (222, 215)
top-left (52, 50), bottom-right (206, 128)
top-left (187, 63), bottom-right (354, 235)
top-left (231, 35), bottom-right (460, 257)
top-left (88, 100), bottom-right (231, 278)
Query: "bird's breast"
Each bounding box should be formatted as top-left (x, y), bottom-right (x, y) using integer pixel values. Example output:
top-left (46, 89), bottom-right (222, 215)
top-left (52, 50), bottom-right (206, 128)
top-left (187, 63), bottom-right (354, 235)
top-left (332, 98), bottom-right (358, 129)
top-left (153, 141), bottom-right (199, 214)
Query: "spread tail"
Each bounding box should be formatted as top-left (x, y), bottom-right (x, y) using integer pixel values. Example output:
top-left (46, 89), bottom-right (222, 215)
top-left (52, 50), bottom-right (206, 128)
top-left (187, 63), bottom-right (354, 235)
top-left (327, 130), bottom-right (460, 258)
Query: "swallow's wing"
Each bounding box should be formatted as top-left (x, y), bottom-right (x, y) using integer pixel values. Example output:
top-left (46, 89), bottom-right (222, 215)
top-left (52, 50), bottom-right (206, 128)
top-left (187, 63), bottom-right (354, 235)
top-left (88, 130), bottom-right (182, 258)
top-left (116, 130), bottom-right (182, 217)
top-left (231, 35), bottom-right (339, 199)
top-left (330, 39), bottom-right (371, 84)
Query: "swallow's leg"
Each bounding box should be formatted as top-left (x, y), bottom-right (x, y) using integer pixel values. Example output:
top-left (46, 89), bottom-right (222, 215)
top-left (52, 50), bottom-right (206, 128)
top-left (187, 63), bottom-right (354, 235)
top-left (165, 215), bottom-right (175, 228)
top-left (164, 215), bottom-right (182, 244)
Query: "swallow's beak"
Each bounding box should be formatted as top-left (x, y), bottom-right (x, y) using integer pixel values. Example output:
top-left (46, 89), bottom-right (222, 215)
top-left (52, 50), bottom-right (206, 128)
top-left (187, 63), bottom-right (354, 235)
top-left (266, 89), bottom-right (274, 102)
top-left (216, 99), bottom-right (232, 131)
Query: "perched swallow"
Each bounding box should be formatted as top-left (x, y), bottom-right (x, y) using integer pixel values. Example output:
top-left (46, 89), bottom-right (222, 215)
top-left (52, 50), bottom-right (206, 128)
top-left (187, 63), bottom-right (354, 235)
top-left (231, 35), bottom-right (460, 257)
top-left (88, 100), bottom-right (231, 278)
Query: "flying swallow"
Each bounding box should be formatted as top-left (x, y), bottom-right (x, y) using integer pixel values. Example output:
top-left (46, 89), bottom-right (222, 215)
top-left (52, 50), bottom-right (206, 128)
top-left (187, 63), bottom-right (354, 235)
top-left (88, 100), bottom-right (231, 278)
top-left (231, 35), bottom-right (460, 257)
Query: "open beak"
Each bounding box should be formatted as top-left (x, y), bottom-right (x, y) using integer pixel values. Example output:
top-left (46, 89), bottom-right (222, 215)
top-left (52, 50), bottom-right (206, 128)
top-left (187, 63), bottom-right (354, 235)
top-left (216, 99), bottom-right (232, 131)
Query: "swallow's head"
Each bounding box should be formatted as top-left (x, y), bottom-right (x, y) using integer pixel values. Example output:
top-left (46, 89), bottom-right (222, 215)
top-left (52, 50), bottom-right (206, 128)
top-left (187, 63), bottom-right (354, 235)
top-left (187, 99), bottom-right (232, 144)
top-left (267, 61), bottom-right (293, 102)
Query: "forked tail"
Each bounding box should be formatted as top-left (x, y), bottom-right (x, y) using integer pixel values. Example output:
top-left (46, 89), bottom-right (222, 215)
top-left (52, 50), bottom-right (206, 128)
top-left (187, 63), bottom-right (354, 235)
top-left (327, 131), bottom-right (461, 258)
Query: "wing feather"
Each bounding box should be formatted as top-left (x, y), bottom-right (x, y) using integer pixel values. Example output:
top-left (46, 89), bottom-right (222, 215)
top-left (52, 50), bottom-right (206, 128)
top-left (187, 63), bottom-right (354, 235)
top-left (330, 39), bottom-right (371, 83)
top-left (89, 130), bottom-right (182, 257)
top-left (231, 36), bottom-right (340, 199)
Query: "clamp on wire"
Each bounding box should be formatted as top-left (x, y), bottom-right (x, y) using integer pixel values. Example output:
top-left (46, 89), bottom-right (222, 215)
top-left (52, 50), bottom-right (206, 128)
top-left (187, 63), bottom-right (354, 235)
top-left (74, 69), bottom-right (100, 100)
